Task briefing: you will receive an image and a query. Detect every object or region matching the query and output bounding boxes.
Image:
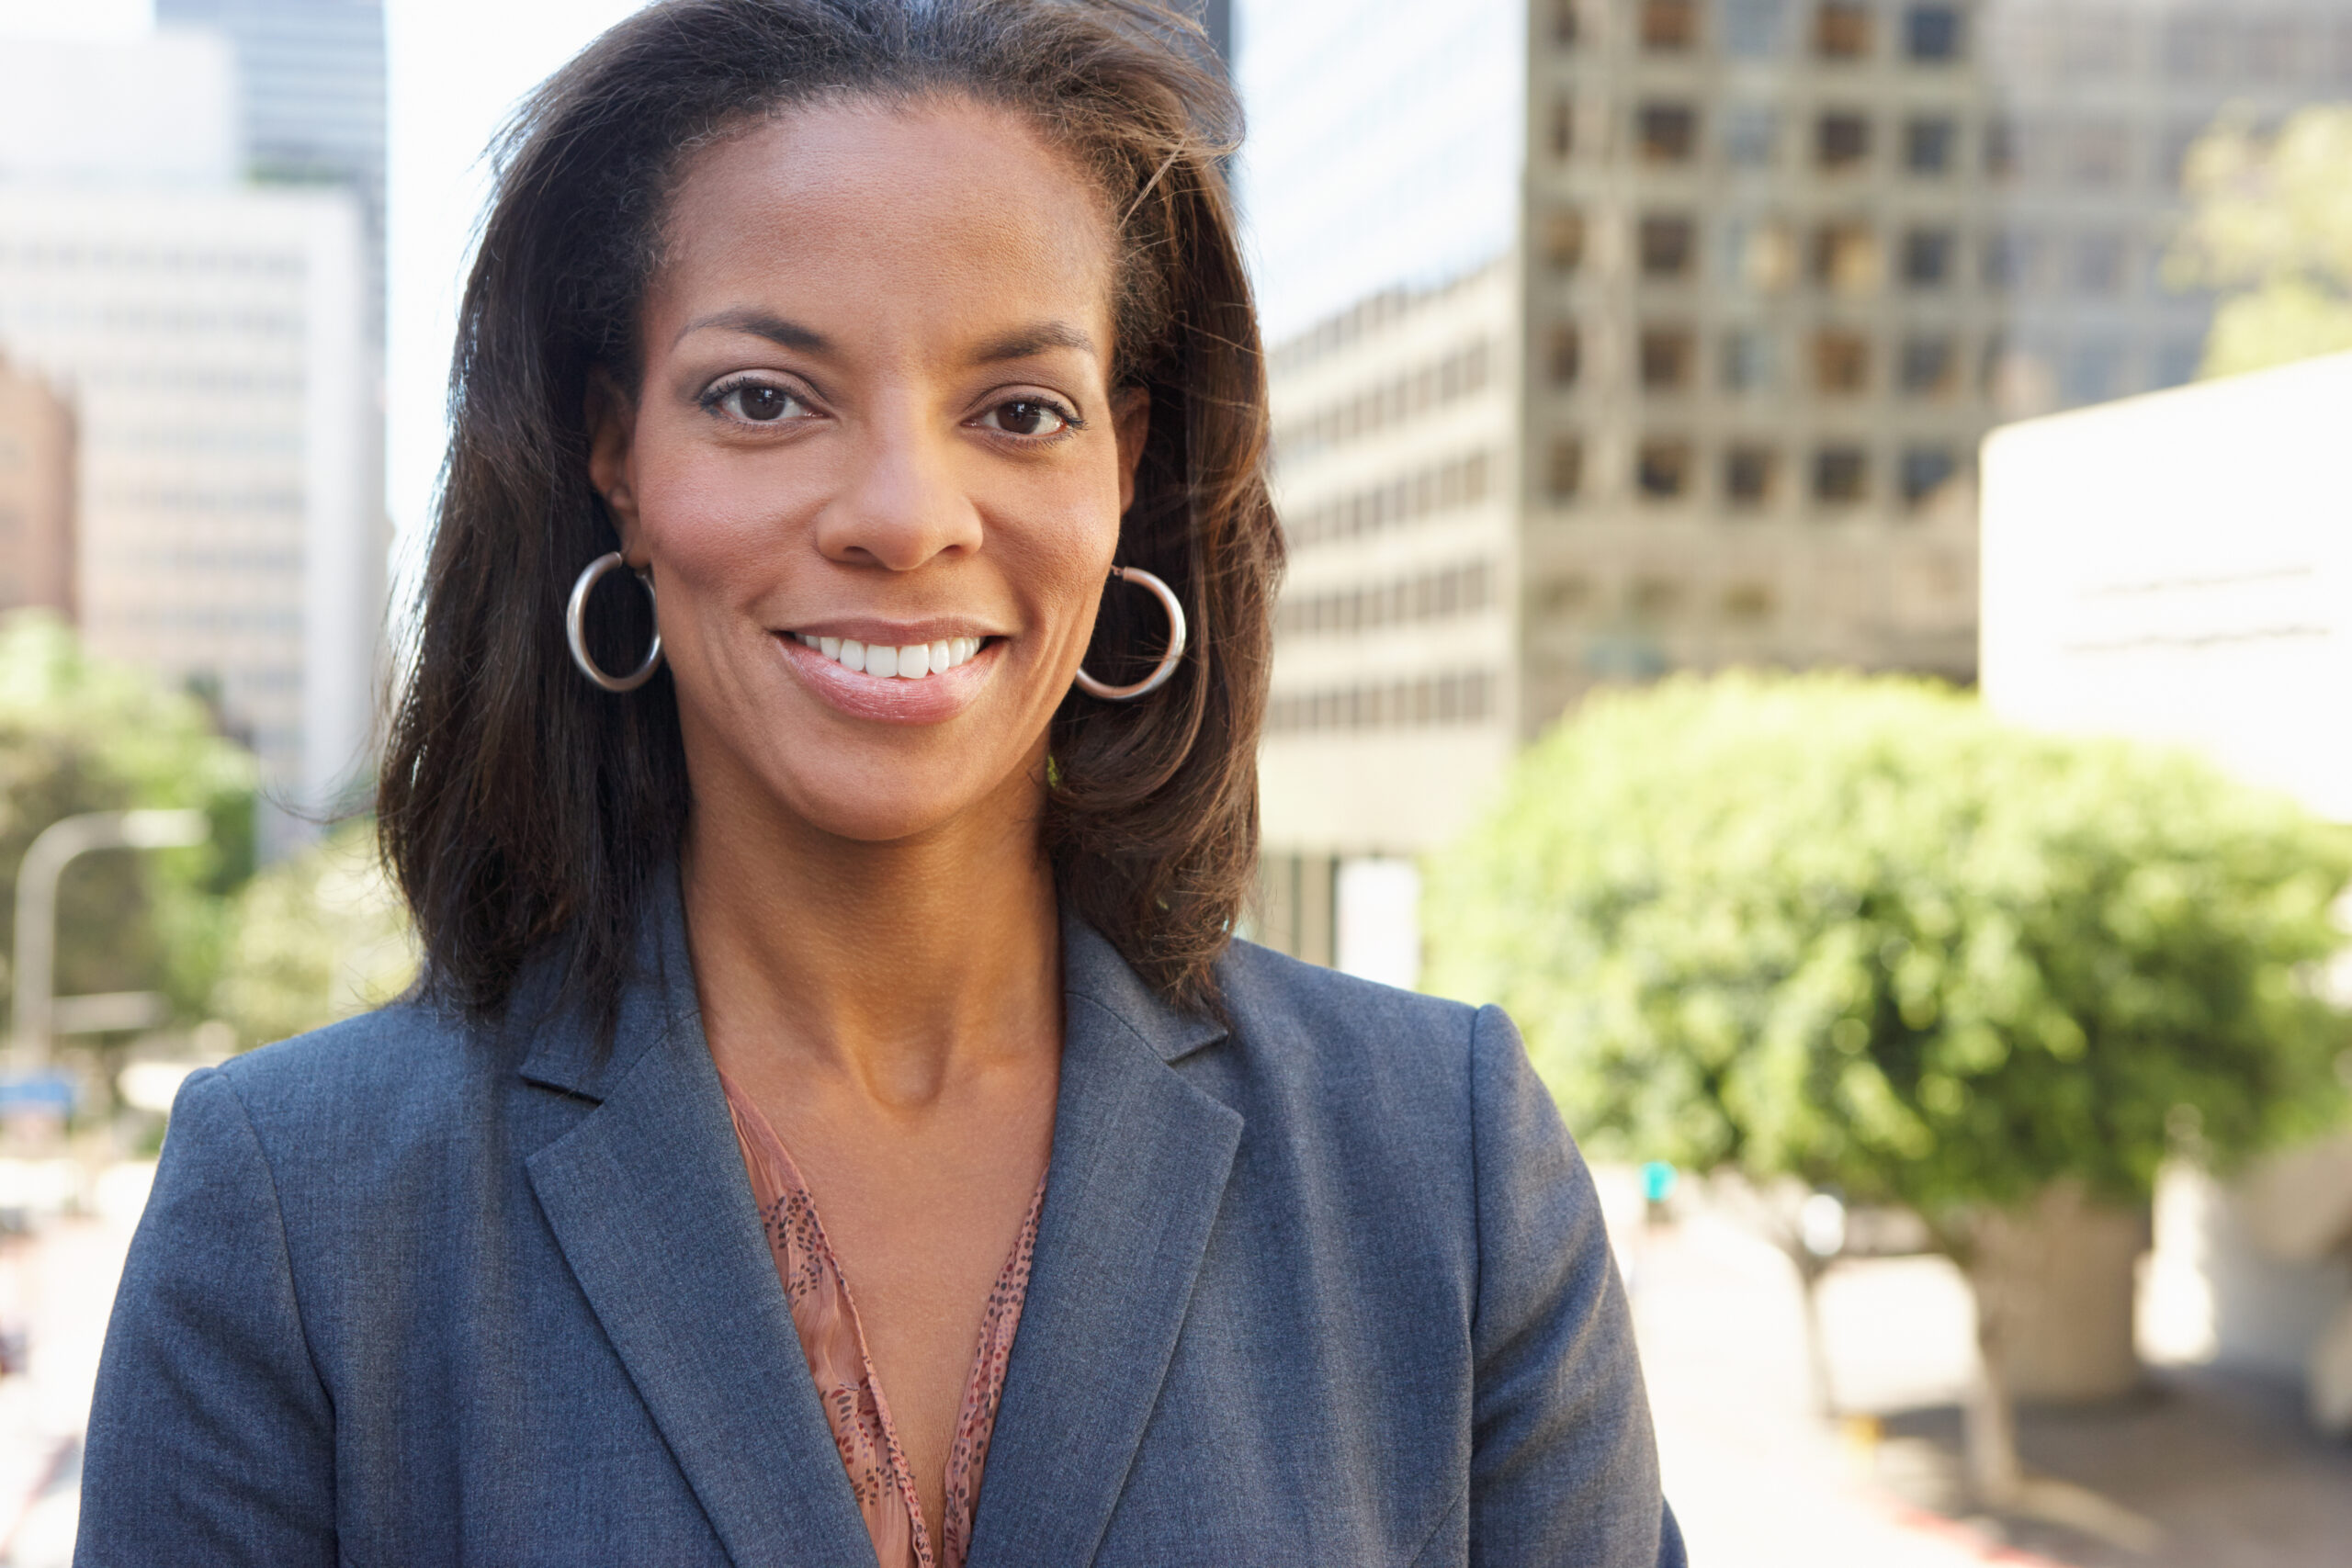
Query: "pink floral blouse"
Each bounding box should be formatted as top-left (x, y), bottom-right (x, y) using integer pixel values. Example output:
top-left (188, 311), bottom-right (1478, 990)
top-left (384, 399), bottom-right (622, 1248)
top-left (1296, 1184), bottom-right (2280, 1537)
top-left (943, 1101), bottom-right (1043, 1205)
top-left (721, 1075), bottom-right (1043, 1568)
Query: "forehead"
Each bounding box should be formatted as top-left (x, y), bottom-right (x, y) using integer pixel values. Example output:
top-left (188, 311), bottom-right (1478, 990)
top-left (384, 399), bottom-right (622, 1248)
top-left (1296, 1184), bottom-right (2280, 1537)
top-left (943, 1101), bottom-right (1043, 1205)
top-left (649, 96), bottom-right (1120, 355)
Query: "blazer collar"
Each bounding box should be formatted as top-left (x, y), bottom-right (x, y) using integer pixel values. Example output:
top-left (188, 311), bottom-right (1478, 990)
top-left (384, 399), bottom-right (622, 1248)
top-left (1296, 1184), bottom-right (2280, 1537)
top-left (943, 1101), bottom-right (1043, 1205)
top-left (520, 863), bottom-right (874, 1568)
top-left (515, 862), bottom-right (697, 1105)
top-left (967, 910), bottom-right (1244, 1567)
top-left (521, 869), bottom-right (1244, 1568)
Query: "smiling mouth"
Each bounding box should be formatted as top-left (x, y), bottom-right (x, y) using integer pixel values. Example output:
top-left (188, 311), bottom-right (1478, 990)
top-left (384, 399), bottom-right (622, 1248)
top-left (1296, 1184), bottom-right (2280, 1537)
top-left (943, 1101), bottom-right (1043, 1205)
top-left (786, 633), bottom-right (989, 681)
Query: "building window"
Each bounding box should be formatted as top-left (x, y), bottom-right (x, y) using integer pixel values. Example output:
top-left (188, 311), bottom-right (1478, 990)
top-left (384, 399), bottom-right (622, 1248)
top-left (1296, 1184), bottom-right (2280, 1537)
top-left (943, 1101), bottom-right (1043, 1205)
top-left (1543, 209), bottom-right (1587, 271)
top-left (2068, 121), bottom-right (2131, 187)
top-left (1534, 574), bottom-right (1593, 616)
top-left (1984, 118), bottom-right (2019, 178)
top-left (1640, 326), bottom-right (1695, 390)
top-left (1722, 581), bottom-right (1777, 623)
top-left (1984, 230), bottom-right (2038, 291)
top-left (1900, 446), bottom-right (1959, 504)
top-left (1899, 333), bottom-right (1958, 395)
top-left (1816, 112), bottom-right (1871, 171)
top-left (1637, 102), bottom-right (1700, 164)
top-left (1722, 328), bottom-right (1777, 391)
top-left (1546, 322), bottom-right (1582, 386)
top-left (1904, 5), bottom-right (1962, 61)
top-left (1813, 445), bottom-right (1869, 502)
top-left (1641, 0), bottom-right (1699, 51)
top-left (1815, 1), bottom-right (1873, 59)
top-left (1905, 116), bottom-right (1957, 174)
top-left (1724, 445), bottom-right (1777, 506)
top-left (2162, 16), bottom-right (2227, 82)
top-left (2245, 17), bottom-right (2308, 83)
top-left (2063, 339), bottom-right (2126, 405)
top-left (1639, 215), bottom-right (1697, 278)
top-left (1637, 439), bottom-right (1691, 499)
top-left (1722, 0), bottom-right (1788, 57)
top-left (1632, 577), bottom-right (1683, 618)
top-left (2155, 336), bottom-right (2203, 388)
top-left (1549, 98), bottom-right (1575, 159)
top-left (1721, 216), bottom-right (1795, 290)
top-left (1723, 104), bottom-right (1779, 167)
top-left (1901, 228), bottom-right (1955, 287)
top-left (1548, 436), bottom-right (1584, 500)
top-left (1810, 220), bottom-right (1879, 291)
top-left (1551, 0), bottom-right (1581, 45)
top-left (2072, 231), bottom-right (2127, 296)
top-left (1813, 329), bottom-right (1871, 392)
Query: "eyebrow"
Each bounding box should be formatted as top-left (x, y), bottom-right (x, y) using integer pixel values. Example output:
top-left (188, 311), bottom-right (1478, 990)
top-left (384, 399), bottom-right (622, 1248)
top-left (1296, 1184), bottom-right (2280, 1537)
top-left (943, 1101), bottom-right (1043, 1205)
top-left (971, 321), bottom-right (1099, 363)
top-left (673, 309), bottom-right (830, 352)
top-left (673, 309), bottom-right (1097, 364)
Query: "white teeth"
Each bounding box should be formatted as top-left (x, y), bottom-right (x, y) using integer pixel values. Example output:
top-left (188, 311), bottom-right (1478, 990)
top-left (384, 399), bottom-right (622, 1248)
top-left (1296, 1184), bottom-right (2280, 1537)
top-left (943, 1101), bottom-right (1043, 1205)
top-left (798, 633), bottom-right (989, 678)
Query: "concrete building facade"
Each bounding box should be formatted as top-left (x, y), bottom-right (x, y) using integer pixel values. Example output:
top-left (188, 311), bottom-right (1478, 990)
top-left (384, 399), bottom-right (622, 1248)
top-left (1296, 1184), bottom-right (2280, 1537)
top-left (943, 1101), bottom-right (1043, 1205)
top-left (0, 355), bottom-right (74, 618)
top-left (1240, 0), bottom-right (2352, 969)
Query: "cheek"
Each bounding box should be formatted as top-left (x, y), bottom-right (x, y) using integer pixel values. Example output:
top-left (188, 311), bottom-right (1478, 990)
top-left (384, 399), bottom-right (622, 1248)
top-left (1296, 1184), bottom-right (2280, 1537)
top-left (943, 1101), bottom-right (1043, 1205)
top-left (633, 436), bottom-right (808, 589)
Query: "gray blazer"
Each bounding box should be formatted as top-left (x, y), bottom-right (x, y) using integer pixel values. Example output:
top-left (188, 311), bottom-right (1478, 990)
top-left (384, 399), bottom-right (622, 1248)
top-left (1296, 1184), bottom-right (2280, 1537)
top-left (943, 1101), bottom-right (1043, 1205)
top-left (78, 880), bottom-right (1684, 1566)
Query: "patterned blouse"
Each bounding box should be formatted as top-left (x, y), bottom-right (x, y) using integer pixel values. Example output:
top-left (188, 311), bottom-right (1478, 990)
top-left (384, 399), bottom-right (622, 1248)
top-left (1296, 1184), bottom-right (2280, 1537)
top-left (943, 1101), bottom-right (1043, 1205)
top-left (721, 1074), bottom-right (1044, 1568)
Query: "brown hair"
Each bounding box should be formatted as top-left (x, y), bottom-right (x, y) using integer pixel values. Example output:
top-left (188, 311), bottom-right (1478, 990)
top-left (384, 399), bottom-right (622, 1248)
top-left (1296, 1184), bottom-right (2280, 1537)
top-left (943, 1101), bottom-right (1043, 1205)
top-left (379, 0), bottom-right (1279, 1032)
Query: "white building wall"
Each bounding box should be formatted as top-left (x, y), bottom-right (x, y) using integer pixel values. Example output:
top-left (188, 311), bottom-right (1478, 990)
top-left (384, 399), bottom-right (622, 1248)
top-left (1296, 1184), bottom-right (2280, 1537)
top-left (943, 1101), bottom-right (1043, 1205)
top-left (1981, 350), bottom-right (2352, 820)
top-left (0, 185), bottom-right (379, 829)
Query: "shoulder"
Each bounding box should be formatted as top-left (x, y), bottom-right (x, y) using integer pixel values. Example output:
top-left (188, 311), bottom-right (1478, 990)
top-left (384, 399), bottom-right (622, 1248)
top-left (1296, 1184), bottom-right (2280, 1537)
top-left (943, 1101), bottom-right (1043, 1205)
top-left (1213, 935), bottom-right (1500, 1097)
top-left (188, 999), bottom-right (521, 1179)
top-left (1201, 939), bottom-right (1528, 1180)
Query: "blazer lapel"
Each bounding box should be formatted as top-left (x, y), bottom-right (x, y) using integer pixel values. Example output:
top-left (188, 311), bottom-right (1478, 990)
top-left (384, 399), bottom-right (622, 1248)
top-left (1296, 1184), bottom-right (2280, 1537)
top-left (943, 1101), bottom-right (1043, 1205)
top-left (520, 877), bottom-right (873, 1568)
top-left (967, 918), bottom-right (1243, 1568)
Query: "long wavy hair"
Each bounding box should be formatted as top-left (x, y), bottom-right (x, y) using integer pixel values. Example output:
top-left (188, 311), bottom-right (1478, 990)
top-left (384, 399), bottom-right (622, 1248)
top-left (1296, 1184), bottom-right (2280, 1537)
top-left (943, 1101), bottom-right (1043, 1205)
top-left (378, 0), bottom-right (1279, 1032)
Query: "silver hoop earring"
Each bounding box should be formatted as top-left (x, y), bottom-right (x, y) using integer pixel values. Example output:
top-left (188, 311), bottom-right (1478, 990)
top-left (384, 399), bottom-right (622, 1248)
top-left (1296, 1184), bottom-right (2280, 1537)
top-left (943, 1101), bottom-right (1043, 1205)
top-left (565, 551), bottom-right (663, 693)
top-left (1074, 565), bottom-right (1188, 701)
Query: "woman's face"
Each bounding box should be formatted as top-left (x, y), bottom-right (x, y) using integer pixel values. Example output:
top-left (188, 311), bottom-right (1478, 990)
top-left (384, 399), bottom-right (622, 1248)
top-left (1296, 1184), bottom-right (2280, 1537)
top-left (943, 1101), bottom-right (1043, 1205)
top-left (592, 96), bottom-right (1146, 846)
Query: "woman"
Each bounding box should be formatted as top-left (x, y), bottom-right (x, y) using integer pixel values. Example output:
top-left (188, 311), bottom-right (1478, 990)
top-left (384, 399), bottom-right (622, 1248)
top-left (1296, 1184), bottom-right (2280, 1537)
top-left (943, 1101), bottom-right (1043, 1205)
top-left (78, 2), bottom-right (1683, 1563)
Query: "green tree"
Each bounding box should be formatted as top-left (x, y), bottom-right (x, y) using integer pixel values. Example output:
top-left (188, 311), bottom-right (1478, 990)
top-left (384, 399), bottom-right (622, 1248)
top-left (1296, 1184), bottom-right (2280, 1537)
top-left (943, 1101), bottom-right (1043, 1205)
top-left (2168, 104), bottom-right (2352, 377)
top-left (212, 818), bottom-right (416, 1049)
top-left (1424, 672), bottom-right (2352, 1499)
top-left (0, 613), bottom-right (258, 1032)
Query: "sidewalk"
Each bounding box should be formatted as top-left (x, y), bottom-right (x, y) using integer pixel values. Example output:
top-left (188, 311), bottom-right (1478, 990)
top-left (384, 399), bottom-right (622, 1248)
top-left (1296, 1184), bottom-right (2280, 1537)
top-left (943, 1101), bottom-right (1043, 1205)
top-left (1617, 1180), bottom-right (2352, 1568)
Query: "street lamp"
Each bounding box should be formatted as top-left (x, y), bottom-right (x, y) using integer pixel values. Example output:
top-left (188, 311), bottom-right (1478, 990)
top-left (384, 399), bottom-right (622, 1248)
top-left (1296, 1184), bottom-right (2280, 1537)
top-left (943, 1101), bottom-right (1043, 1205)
top-left (11, 809), bottom-right (210, 1066)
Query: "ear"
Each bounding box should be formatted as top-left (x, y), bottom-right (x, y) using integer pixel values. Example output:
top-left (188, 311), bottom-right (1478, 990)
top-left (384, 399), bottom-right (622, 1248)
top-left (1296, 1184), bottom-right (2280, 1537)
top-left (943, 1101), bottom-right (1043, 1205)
top-left (1112, 384), bottom-right (1151, 518)
top-left (585, 369), bottom-right (645, 558)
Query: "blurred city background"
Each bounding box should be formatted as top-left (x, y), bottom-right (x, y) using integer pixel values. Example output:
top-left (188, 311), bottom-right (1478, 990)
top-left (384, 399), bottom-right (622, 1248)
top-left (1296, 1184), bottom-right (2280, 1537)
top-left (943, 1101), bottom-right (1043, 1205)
top-left (0, 0), bottom-right (2346, 1562)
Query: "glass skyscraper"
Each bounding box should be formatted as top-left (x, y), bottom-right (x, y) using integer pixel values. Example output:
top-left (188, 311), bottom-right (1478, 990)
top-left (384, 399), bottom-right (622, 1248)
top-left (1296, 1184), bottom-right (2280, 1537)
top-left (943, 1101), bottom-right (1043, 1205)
top-left (154, 0), bottom-right (386, 332)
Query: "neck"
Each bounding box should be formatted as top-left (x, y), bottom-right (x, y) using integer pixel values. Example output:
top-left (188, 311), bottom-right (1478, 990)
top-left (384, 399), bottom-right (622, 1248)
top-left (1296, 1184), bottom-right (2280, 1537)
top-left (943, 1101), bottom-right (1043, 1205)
top-left (680, 764), bottom-right (1062, 1111)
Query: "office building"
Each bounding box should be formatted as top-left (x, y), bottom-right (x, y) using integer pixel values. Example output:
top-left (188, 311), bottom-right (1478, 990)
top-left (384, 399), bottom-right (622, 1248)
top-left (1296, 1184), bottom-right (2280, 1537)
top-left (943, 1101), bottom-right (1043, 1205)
top-left (0, 355), bottom-right (75, 617)
top-left (1240, 0), bottom-right (2352, 967)
top-left (0, 32), bottom-right (383, 840)
top-left (155, 0), bottom-right (387, 332)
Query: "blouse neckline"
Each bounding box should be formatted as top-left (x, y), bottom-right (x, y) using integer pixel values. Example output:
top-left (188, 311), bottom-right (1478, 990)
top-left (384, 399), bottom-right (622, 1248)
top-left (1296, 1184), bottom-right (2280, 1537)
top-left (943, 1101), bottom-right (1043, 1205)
top-left (719, 1071), bottom-right (1045, 1568)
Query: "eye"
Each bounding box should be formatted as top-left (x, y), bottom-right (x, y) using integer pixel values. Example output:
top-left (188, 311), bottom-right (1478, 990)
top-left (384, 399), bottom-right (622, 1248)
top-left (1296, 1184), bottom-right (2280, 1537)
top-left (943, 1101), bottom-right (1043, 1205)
top-left (975, 398), bottom-right (1076, 438)
top-left (707, 379), bottom-right (809, 424)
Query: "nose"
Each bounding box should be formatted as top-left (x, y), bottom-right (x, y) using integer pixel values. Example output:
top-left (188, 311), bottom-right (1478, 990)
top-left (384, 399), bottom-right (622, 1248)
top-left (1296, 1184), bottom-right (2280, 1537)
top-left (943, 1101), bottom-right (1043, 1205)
top-left (812, 404), bottom-right (983, 572)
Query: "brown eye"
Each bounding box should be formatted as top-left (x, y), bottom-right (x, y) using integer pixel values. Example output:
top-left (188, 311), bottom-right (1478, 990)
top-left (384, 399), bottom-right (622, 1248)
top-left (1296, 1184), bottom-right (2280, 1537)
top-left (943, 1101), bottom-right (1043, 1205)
top-left (724, 384), bottom-right (797, 423)
top-left (978, 399), bottom-right (1070, 437)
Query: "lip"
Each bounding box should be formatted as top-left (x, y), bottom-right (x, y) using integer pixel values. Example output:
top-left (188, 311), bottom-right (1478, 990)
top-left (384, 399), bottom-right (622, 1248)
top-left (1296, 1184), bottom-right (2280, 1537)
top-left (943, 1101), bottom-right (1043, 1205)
top-left (775, 631), bottom-right (1001, 724)
top-left (786, 617), bottom-right (1001, 646)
